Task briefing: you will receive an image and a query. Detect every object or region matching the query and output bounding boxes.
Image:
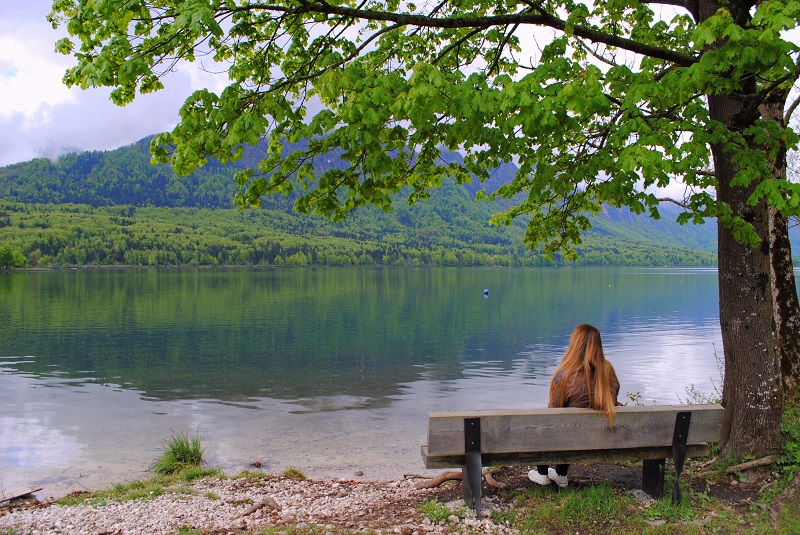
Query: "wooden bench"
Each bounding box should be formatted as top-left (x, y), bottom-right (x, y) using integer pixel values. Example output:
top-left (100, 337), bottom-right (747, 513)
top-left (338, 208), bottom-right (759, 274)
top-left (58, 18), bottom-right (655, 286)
top-left (421, 404), bottom-right (724, 515)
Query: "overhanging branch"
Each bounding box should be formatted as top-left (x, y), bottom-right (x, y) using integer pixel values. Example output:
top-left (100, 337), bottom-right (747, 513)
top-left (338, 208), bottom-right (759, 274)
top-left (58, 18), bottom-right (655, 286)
top-left (243, 1), bottom-right (698, 66)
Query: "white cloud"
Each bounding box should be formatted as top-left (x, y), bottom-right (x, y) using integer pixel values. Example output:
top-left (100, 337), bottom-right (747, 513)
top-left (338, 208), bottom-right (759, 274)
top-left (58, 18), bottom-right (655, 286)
top-left (0, 0), bottom-right (227, 167)
top-left (0, 36), bottom-right (75, 123)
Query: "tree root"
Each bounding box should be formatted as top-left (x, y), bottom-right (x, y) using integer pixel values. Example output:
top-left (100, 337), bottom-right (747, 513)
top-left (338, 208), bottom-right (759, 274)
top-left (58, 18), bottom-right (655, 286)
top-left (771, 469), bottom-right (800, 526)
top-left (484, 469), bottom-right (508, 489)
top-left (405, 469), bottom-right (507, 490)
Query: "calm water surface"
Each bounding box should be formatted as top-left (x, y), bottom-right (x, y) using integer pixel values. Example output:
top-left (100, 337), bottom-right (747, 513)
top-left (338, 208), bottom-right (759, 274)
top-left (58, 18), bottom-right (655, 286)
top-left (0, 267), bottom-right (722, 497)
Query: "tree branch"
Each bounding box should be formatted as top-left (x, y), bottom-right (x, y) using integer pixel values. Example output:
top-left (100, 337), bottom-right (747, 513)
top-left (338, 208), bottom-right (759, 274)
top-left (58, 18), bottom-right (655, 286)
top-left (265, 22), bottom-right (402, 96)
top-left (488, 22), bottom-right (522, 76)
top-left (786, 93), bottom-right (800, 127)
top-left (658, 196), bottom-right (690, 209)
top-left (641, 0), bottom-right (699, 20)
top-left (242, 1), bottom-right (697, 66)
top-left (432, 27), bottom-right (485, 65)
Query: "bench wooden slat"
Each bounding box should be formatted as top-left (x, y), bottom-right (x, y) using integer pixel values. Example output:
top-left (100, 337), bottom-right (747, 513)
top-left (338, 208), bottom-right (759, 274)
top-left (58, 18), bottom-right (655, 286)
top-left (424, 404), bottom-right (723, 458)
top-left (422, 443), bottom-right (710, 469)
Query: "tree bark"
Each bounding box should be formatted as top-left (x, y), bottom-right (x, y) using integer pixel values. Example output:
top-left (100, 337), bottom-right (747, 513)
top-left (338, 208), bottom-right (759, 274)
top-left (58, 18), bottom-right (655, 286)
top-left (760, 93), bottom-right (800, 399)
top-left (768, 207), bottom-right (800, 398)
top-left (710, 107), bottom-right (784, 455)
top-left (700, 0), bottom-right (785, 458)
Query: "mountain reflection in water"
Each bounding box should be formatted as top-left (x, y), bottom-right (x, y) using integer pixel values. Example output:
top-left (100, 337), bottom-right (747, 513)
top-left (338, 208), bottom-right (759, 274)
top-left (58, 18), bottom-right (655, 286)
top-left (0, 267), bottom-right (722, 497)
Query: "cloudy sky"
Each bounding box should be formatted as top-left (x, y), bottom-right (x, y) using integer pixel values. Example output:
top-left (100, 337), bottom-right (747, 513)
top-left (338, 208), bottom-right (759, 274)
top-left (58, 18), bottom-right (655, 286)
top-left (0, 1), bottom-right (224, 167)
top-left (3, 2), bottom-right (795, 174)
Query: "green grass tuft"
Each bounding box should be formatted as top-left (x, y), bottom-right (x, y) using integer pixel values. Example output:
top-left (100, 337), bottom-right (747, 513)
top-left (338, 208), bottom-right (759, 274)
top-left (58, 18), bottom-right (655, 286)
top-left (559, 481), bottom-right (626, 523)
top-left (57, 477), bottom-right (171, 507)
top-left (417, 498), bottom-right (454, 523)
top-left (153, 432), bottom-right (204, 475)
top-left (282, 467), bottom-right (307, 480)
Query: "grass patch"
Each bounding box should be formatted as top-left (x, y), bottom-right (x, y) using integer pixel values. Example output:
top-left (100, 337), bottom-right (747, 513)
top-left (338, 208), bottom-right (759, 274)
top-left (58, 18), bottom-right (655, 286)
top-left (560, 481), bottom-right (627, 523)
top-left (282, 467), bottom-right (307, 480)
top-left (179, 466), bottom-right (221, 481)
top-left (490, 508), bottom-right (519, 525)
top-left (57, 477), bottom-right (171, 507)
top-left (417, 498), bottom-right (457, 523)
top-left (507, 465), bottom-right (800, 535)
top-left (777, 400), bottom-right (800, 472)
top-left (247, 525), bottom-right (327, 535)
top-left (646, 495), bottom-right (700, 524)
top-left (153, 432), bottom-right (204, 475)
top-left (55, 466), bottom-right (220, 508)
top-left (774, 492), bottom-right (800, 534)
top-left (233, 470), bottom-right (276, 484)
top-left (516, 482), bottom-right (634, 533)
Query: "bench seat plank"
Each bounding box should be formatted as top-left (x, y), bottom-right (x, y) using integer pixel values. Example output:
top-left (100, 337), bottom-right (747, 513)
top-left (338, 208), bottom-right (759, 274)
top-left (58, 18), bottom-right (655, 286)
top-left (424, 404), bottom-right (723, 461)
top-left (422, 443), bottom-right (710, 468)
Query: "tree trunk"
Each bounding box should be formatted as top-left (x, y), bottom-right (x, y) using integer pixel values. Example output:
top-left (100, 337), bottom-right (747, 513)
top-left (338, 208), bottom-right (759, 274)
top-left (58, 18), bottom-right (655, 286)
top-left (699, 0), bottom-right (785, 459)
top-left (768, 207), bottom-right (800, 398)
top-left (709, 96), bottom-right (784, 456)
top-left (760, 92), bottom-right (800, 399)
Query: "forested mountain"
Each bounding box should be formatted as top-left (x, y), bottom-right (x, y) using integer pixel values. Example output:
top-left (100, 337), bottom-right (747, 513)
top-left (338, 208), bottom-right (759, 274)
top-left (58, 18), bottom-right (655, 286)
top-left (0, 136), bottom-right (518, 212)
top-left (0, 137), bottom-right (725, 268)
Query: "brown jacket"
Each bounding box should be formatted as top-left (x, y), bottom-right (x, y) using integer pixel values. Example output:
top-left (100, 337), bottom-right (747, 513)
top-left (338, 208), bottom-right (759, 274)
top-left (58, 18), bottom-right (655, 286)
top-left (549, 367), bottom-right (620, 408)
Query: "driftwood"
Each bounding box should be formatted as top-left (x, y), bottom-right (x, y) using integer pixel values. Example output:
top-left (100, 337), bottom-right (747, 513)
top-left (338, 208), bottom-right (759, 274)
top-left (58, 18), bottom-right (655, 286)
top-left (239, 496), bottom-right (282, 517)
top-left (0, 486), bottom-right (43, 503)
top-left (697, 455), bottom-right (782, 477)
top-left (405, 469), bottom-right (506, 490)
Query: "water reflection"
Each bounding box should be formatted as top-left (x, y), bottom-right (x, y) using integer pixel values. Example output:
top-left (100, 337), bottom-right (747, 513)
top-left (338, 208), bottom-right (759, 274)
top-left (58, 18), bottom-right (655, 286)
top-left (0, 267), bottom-right (722, 497)
top-left (0, 416), bottom-right (80, 468)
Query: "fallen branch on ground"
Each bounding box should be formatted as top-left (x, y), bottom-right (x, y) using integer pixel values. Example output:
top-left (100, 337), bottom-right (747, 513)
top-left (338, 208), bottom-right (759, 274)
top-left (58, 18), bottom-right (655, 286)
top-left (697, 455), bottom-right (782, 477)
top-left (405, 469), bottom-right (507, 490)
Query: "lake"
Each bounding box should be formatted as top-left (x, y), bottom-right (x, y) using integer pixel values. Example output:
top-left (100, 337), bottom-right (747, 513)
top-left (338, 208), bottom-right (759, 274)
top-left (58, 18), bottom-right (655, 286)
top-left (0, 267), bottom-right (722, 497)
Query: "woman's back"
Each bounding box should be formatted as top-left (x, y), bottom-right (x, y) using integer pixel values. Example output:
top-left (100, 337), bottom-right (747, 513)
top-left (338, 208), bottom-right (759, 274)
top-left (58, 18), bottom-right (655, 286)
top-left (549, 367), bottom-right (620, 409)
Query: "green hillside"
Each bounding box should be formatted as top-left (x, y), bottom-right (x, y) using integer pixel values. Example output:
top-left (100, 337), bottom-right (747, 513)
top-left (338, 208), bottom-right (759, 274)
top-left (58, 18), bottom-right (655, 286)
top-left (0, 138), bottom-right (721, 268)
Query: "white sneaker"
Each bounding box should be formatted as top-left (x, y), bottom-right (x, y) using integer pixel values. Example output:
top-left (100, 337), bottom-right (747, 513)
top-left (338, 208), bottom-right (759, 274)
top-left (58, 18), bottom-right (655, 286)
top-left (528, 470), bottom-right (550, 486)
top-left (548, 467), bottom-right (568, 488)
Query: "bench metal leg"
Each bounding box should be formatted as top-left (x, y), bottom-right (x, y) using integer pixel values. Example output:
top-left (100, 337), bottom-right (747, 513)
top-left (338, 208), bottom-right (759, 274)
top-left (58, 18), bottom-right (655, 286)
top-left (642, 459), bottom-right (665, 499)
top-left (463, 417), bottom-right (482, 518)
top-left (641, 411), bottom-right (692, 502)
top-left (671, 411), bottom-right (692, 503)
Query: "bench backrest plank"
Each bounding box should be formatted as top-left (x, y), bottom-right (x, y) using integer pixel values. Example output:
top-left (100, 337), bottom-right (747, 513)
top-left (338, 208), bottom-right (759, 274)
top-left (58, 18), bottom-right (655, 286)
top-left (426, 404), bottom-right (724, 456)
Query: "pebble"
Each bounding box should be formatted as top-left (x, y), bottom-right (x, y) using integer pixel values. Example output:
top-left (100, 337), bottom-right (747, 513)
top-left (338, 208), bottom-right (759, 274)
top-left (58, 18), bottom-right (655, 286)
top-left (0, 477), bottom-right (519, 535)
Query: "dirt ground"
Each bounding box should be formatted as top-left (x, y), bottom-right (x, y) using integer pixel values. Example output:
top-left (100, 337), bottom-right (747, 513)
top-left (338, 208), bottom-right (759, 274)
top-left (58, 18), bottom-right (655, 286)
top-left (376, 462), bottom-right (769, 529)
top-left (333, 462), bottom-right (768, 529)
top-left (0, 462), bottom-right (777, 532)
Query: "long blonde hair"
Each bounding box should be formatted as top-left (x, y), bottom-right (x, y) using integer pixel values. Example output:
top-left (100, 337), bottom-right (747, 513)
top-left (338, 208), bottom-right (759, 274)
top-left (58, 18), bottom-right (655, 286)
top-left (551, 324), bottom-right (617, 426)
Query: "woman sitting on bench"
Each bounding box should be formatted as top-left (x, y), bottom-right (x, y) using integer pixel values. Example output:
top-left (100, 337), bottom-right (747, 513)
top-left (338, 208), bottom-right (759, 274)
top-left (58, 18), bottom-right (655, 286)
top-left (528, 323), bottom-right (621, 488)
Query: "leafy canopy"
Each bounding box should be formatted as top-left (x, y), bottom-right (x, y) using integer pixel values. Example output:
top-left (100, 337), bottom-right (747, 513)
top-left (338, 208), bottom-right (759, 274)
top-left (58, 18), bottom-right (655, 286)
top-left (49, 0), bottom-right (800, 256)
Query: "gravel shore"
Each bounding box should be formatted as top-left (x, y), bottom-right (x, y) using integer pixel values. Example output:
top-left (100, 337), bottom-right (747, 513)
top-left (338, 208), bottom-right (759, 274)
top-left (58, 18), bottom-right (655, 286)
top-left (0, 475), bottom-right (517, 535)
